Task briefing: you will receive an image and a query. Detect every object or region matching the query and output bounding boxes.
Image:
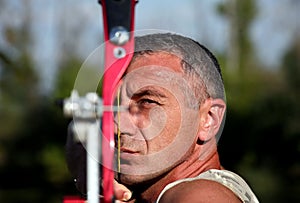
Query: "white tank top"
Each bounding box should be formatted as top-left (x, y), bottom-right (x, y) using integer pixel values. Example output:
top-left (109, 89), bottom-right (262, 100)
top-left (156, 169), bottom-right (259, 203)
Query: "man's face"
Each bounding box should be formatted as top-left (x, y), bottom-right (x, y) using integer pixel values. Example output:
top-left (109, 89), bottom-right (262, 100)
top-left (115, 52), bottom-right (201, 185)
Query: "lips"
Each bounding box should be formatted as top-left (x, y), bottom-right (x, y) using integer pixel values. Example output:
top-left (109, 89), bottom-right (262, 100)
top-left (119, 148), bottom-right (140, 164)
top-left (120, 147), bottom-right (138, 154)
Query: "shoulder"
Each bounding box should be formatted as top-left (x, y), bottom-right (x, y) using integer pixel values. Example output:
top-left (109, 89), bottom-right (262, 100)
top-left (159, 179), bottom-right (242, 203)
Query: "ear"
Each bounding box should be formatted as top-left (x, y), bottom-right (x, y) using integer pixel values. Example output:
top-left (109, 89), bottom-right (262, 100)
top-left (198, 98), bottom-right (226, 142)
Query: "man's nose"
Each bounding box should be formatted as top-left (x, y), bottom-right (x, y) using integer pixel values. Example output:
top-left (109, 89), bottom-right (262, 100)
top-left (114, 108), bottom-right (137, 136)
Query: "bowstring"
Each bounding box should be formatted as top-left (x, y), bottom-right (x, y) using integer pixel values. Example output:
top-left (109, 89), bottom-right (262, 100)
top-left (117, 88), bottom-right (121, 173)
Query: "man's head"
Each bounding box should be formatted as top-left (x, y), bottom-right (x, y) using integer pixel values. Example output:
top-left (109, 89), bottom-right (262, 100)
top-left (116, 33), bottom-right (226, 185)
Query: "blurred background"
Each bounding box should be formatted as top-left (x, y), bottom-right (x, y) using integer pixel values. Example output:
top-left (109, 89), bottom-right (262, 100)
top-left (0, 0), bottom-right (299, 202)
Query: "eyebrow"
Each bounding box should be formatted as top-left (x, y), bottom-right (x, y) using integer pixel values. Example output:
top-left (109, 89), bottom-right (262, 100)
top-left (130, 87), bottom-right (167, 100)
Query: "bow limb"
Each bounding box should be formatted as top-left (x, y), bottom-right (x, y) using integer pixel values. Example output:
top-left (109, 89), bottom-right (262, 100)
top-left (102, 41), bottom-right (134, 203)
top-left (100, 1), bottom-right (136, 202)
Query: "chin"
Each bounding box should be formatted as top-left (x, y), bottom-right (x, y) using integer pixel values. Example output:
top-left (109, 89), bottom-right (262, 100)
top-left (118, 164), bottom-right (174, 187)
top-left (119, 174), bottom-right (146, 186)
top-left (118, 170), bottom-right (156, 185)
top-left (118, 169), bottom-right (164, 186)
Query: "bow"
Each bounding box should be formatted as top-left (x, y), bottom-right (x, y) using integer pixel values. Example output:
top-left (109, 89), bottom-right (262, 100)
top-left (100, 0), bottom-right (136, 202)
top-left (62, 1), bottom-right (136, 203)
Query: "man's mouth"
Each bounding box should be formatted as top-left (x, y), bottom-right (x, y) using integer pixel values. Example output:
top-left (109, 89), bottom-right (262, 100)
top-left (119, 147), bottom-right (140, 165)
top-left (120, 147), bottom-right (138, 154)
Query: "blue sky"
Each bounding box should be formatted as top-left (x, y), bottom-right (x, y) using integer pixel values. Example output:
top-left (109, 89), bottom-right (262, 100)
top-left (1, 0), bottom-right (299, 92)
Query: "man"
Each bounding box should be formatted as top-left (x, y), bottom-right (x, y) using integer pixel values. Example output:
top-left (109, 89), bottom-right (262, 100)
top-left (67, 33), bottom-right (259, 202)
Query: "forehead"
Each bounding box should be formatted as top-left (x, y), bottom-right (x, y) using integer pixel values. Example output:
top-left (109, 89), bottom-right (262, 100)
top-left (126, 52), bottom-right (183, 73)
top-left (122, 52), bottom-right (188, 96)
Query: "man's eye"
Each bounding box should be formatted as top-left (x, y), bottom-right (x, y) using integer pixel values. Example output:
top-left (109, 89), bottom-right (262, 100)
top-left (138, 99), bottom-right (159, 107)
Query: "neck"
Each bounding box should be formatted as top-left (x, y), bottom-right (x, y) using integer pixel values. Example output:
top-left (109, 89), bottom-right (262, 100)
top-left (132, 146), bottom-right (221, 202)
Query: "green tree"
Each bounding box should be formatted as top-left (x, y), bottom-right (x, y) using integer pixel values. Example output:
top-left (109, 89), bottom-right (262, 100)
top-left (217, 0), bottom-right (256, 73)
top-left (0, 1), bottom-right (74, 202)
top-left (216, 1), bottom-right (300, 203)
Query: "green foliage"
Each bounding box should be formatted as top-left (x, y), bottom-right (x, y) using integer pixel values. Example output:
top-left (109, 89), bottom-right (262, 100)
top-left (0, 3), bottom-right (77, 202)
top-left (0, 52), bottom-right (38, 139)
top-left (218, 37), bottom-right (300, 203)
top-left (53, 57), bottom-right (103, 99)
top-left (40, 144), bottom-right (72, 184)
top-left (217, 0), bottom-right (257, 71)
top-left (282, 40), bottom-right (300, 91)
top-left (53, 58), bottom-right (84, 99)
top-left (216, 3), bottom-right (300, 202)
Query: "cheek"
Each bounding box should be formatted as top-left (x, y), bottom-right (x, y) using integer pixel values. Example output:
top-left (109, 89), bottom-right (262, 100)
top-left (142, 104), bottom-right (182, 152)
top-left (142, 106), bottom-right (168, 140)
